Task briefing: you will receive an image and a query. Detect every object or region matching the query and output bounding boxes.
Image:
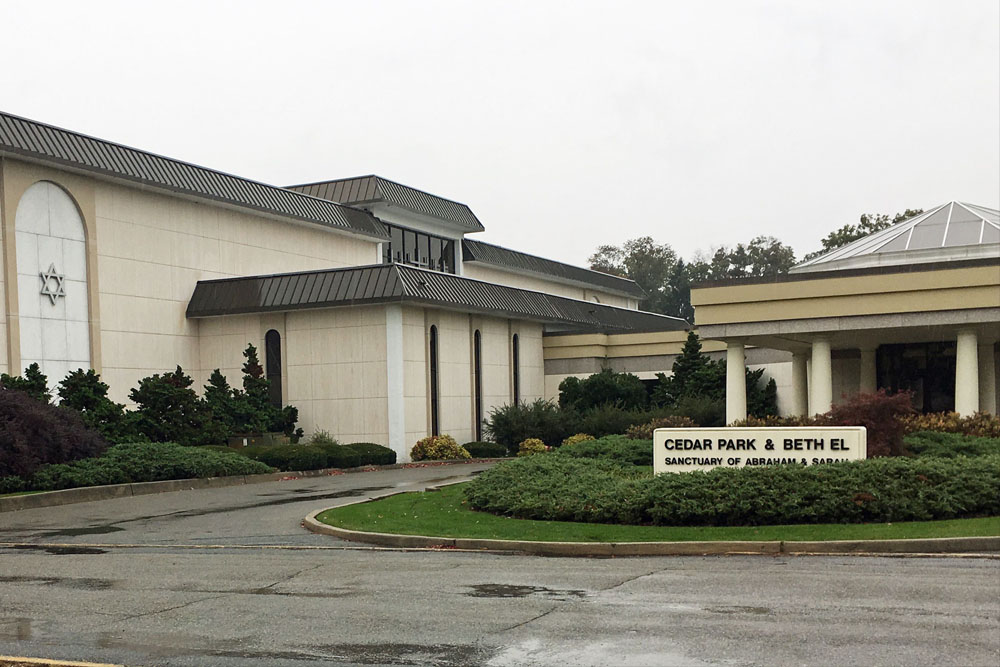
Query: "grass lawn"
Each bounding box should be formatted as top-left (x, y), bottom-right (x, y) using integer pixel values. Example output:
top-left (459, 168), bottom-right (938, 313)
top-left (316, 483), bottom-right (1000, 543)
top-left (0, 490), bottom-right (44, 498)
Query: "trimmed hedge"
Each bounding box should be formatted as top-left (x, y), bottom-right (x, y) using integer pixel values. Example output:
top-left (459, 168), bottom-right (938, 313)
top-left (904, 431), bottom-right (1000, 459)
top-left (465, 454), bottom-right (1000, 526)
top-left (462, 442), bottom-right (508, 458)
top-left (342, 443), bottom-right (396, 466)
top-left (553, 435), bottom-right (652, 466)
top-left (238, 442), bottom-right (396, 471)
top-left (27, 442), bottom-right (273, 491)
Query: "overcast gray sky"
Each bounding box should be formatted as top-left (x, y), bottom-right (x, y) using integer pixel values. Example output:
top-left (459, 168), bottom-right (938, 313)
top-left (2, 0), bottom-right (998, 266)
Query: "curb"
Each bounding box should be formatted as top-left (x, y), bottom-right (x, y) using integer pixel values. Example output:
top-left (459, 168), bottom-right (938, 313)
top-left (303, 493), bottom-right (1000, 557)
top-left (0, 459), bottom-right (504, 513)
top-left (0, 657), bottom-right (122, 667)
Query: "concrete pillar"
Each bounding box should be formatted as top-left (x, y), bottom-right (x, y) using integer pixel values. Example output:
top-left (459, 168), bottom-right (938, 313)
top-left (725, 341), bottom-right (747, 424)
top-left (955, 329), bottom-right (979, 417)
top-left (385, 305), bottom-right (408, 462)
top-left (978, 342), bottom-right (995, 415)
top-left (859, 346), bottom-right (878, 394)
top-left (809, 337), bottom-right (833, 416)
top-left (790, 352), bottom-right (808, 417)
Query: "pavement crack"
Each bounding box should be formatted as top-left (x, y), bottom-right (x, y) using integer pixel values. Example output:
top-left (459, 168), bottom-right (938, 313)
top-left (257, 562), bottom-right (324, 591)
top-left (602, 566), bottom-right (672, 592)
top-left (120, 593), bottom-right (231, 621)
top-left (499, 606), bottom-right (559, 632)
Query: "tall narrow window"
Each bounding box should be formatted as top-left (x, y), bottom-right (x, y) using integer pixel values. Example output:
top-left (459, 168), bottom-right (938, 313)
top-left (473, 330), bottom-right (483, 441)
top-left (429, 326), bottom-right (440, 436)
top-left (512, 334), bottom-right (520, 405)
top-left (265, 329), bottom-right (282, 408)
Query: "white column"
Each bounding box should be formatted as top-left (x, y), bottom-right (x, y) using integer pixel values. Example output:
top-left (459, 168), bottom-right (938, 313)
top-left (725, 341), bottom-right (747, 424)
top-left (955, 329), bottom-right (979, 417)
top-left (980, 343), bottom-right (997, 415)
top-left (385, 305), bottom-right (408, 462)
top-left (859, 346), bottom-right (877, 394)
top-left (809, 337), bottom-right (832, 416)
top-left (790, 352), bottom-right (808, 417)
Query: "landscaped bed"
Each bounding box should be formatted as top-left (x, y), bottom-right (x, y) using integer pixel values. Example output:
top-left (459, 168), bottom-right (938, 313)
top-left (316, 483), bottom-right (1000, 543)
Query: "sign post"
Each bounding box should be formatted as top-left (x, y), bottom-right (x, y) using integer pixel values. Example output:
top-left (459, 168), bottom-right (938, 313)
top-left (653, 427), bottom-right (867, 475)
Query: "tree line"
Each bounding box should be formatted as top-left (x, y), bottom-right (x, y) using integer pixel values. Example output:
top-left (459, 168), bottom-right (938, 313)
top-left (590, 208), bottom-right (922, 320)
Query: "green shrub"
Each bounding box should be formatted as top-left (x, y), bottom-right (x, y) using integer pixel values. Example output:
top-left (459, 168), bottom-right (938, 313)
top-left (484, 399), bottom-right (574, 450)
top-left (672, 395), bottom-right (726, 427)
top-left (411, 435), bottom-right (470, 461)
top-left (58, 369), bottom-right (142, 444)
top-left (309, 430), bottom-right (339, 447)
top-left (240, 444), bottom-right (331, 471)
top-left (553, 435), bottom-right (652, 466)
top-left (465, 454), bottom-right (1000, 526)
top-left (343, 443), bottom-right (397, 466)
top-left (195, 445), bottom-right (237, 454)
top-left (904, 431), bottom-right (1000, 459)
top-left (625, 415), bottom-right (697, 440)
top-left (130, 367), bottom-right (212, 446)
top-left (1, 363), bottom-right (52, 403)
top-left (561, 433), bottom-right (595, 447)
top-left (517, 438), bottom-right (548, 457)
top-left (28, 442), bottom-right (273, 491)
top-left (461, 441), bottom-right (508, 458)
top-left (1, 476), bottom-right (27, 494)
top-left (559, 369), bottom-right (649, 411)
top-left (311, 442), bottom-right (363, 469)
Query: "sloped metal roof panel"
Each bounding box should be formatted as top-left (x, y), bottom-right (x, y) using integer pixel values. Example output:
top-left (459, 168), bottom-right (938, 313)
top-left (287, 175), bottom-right (484, 231)
top-left (0, 111), bottom-right (388, 240)
top-left (187, 263), bottom-right (685, 333)
top-left (461, 239), bottom-right (645, 299)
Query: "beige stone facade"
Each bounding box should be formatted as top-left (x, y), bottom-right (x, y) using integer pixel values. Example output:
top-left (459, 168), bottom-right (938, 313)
top-left (1, 118), bottom-right (650, 461)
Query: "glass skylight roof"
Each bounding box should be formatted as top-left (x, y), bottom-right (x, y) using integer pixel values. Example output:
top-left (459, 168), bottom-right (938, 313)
top-left (792, 202), bottom-right (1000, 273)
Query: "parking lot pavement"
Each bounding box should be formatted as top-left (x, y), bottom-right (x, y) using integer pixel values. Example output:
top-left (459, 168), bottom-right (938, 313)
top-left (2, 465), bottom-right (999, 667)
top-left (0, 463), bottom-right (492, 547)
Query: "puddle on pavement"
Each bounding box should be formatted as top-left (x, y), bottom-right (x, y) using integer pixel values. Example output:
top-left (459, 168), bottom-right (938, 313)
top-left (94, 634), bottom-right (489, 665)
top-left (174, 486), bottom-right (393, 517)
top-left (466, 584), bottom-right (586, 600)
top-left (705, 605), bottom-right (772, 615)
top-left (37, 525), bottom-right (124, 538)
top-left (10, 544), bottom-right (107, 555)
top-left (0, 574), bottom-right (116, 589)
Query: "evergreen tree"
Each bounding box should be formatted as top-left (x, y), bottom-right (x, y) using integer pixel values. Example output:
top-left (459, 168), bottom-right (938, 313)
top-left (57, 369), bottom-right (138, 443)
top-left (130, 366), bottom-right (210, 445)
top-left (203, 369), bottom-right (238, 442)
top-left (236, 344), bottom-right (273, 434)
top-left (1, 363), bottom-right (52, 403)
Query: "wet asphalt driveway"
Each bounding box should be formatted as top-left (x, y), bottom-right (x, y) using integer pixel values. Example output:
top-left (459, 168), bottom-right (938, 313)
top-left (1, 464), bottom-right (999, 667)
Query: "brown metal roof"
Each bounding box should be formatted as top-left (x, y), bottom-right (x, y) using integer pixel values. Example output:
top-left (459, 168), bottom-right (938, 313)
top-left (287, 175), bottom-right (485, 231)
top-left (187, 263), bottom-right (686, 332)
top-left (462, 239), bottom-right (645, 299)
top-left (0, 111), bottom-right (388, 240)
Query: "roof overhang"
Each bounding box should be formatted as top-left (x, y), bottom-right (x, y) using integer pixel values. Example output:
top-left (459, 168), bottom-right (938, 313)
top-left (187, 263), bottom-right (686, 334)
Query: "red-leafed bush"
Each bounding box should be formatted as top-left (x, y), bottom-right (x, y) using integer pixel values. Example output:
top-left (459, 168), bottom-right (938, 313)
top-left (0, 389), bottom-right (108, 478)
top-left (823, 390), bottom-right (914, 457)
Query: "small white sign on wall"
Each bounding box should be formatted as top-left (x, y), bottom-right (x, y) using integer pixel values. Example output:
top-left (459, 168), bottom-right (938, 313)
top-left (652, 427), bottom-right (867, 474)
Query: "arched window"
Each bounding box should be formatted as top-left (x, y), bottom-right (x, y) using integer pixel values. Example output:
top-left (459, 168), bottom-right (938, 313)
top-left (512, 333), bottom-right (520, 405)
top-left (473, 329), bottom-right (483, 441)
top-left (265, 329), bottom-right (282, 408)
top-left (429, 325), bottom-right (439, 436)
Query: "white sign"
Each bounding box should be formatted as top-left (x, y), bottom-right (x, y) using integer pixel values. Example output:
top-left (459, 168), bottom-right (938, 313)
top-left (653, 427), bottom-right (867, 474)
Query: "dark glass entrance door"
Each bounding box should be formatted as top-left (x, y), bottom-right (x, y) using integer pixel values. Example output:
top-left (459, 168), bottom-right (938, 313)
top-left (876, 342), bottom-right (956, 413)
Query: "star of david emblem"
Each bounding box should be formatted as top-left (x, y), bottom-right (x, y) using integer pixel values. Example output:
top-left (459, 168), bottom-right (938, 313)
top-left (39, 263), bottom-right (66, 305)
